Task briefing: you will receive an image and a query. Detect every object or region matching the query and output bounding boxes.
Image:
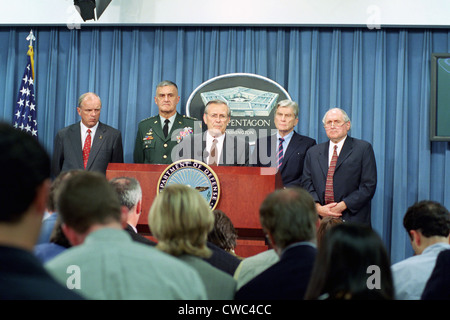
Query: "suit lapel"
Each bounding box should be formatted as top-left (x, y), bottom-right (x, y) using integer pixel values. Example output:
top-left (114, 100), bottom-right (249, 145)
top-left (318, 142), bottom-right (329, 177)
top-left (86, 122), bottom-right (106, 170)
top-left (279, 132), bottom-right (299, 172)
top-left (69, 122), bottom-right (84, 168)
top-left (335, 136), bottom-right (353, 171)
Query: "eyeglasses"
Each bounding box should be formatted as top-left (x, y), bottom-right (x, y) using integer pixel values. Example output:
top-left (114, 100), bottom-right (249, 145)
top-left (207, 113), bottom-right (229, 120)
top-left (323, 121), bottom-right (348, 129)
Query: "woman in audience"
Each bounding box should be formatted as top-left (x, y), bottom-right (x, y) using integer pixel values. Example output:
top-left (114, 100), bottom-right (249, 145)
top-left (305, 223), bottom-right (394, 300)
top-left (148, 184), bottom-right (237, 300)
top-left (208, 209), bottom-right (241, 258)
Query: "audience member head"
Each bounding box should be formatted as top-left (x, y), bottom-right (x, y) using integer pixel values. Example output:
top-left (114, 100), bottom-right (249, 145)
top-left (49, 215), bottom-right (71, 249)
top-left (56, 171), bottom-right (125, 246)
top-left (259, 187), bottom-right (318, 255)
top-left (148, 184), bottom-right (214, 258)
top-left (208, 209), bottom-right (238, 253)
top-left (305, 223), bottom-right (394, 300)
top-left (109, 176), bottom-right (143, 228)
top-left (403, 200), bottom-right (450, 255)
top-left (48, 170), bottom-right (84, 213)
top-left (316, 217), bottom-right (344, 248)
top-left (0, 122), bottom-right (51, 250)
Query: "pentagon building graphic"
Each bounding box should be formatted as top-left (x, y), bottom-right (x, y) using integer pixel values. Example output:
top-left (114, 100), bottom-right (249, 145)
top-left (200, 86), bottom-right (279, 117)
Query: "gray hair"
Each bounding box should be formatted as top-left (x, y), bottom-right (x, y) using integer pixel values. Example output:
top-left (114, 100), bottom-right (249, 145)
top-left (77, 92), bottom-right (101, 108)
top-left (157, 80), bottom-right (178, 90)
top-left (204, 99), bottom-right (231, 117)
top-left (276, 99), bottom-right (299, 118)
top-left (322, 108), bottom-right (351, 125)
top-left (109, 177), bottom-right (142, 210)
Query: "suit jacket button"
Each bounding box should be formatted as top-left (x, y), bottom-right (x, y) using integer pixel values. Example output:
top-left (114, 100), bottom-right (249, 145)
top-left (163, 143), bottom-right (168, 148)
top-left (163, 155), bottom-right (167, 159)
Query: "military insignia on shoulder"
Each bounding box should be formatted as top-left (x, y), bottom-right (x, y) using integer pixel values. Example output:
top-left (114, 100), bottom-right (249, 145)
top-left (176, 127), bottom-right (193, 143)
top-left (183, 115), bottom-right (198, 121)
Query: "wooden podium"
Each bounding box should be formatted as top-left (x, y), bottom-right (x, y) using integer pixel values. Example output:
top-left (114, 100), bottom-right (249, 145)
top-left (106, 163), bottom-right (283, 257)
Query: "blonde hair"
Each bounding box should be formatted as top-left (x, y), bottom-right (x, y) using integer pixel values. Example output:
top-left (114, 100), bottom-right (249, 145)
top-left (148, 184), bottom-right (214, 258)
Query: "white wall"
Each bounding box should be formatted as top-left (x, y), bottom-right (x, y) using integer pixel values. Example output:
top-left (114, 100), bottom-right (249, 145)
top-left (0, 0), bottom-right (449, 28)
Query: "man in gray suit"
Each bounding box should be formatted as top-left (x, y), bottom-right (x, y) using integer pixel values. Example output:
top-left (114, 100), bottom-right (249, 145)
top-left (172, 99), bottom-right (250, 166)
top-left (51, 92), bottom-right (123, 178)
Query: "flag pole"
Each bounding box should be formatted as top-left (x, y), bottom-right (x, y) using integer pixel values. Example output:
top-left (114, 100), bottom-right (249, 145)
top-left (26, 29), bottom-right (36, 80)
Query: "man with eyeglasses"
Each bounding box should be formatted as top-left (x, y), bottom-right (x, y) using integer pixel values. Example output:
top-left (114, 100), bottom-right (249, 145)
top-left (173, 99), bottom-right (250, 166)
top-left (301, 108), bottom-right (377, 226)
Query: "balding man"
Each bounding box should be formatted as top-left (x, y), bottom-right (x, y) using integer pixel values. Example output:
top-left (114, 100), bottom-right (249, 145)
top-left (51, 92), bottom-right (123, 178)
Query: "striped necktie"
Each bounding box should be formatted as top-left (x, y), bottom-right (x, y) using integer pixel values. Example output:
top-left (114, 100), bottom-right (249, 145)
top-left (277, 137), bottom-right (284, 169)
top-left (325, 145), bottom-right (338, 204)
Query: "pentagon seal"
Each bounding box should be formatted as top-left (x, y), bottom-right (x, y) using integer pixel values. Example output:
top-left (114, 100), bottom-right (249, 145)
top-left (157, 159), bottom-right (220, 209)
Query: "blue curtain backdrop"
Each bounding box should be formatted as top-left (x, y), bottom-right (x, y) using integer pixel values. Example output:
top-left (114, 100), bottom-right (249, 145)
top-left (1, 26), bottom-right (449, 263)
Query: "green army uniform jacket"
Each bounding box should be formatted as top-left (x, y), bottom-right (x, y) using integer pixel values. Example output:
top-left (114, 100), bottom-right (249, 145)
top-left (133, 112), bottom-right (199, 164)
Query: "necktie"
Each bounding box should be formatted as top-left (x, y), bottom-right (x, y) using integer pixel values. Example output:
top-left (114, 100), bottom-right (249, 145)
top-left (325, 145), bottom-right (338, 204)
top-left (83, 129), bottom-right (91, 169)
top-left (163, 119), bottom-right (170, 138)
top-left (209, 138), bottom-right (218, 166)
top-left (277, 137), bottom-right (284, 169)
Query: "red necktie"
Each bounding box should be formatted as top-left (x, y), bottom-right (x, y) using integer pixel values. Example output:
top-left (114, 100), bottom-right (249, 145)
top-left (83, 129), bottom-right (91, 169)
top-left (209, 139), bottom-right (218, 166)
top-left (325, 145), bottom-right (338, 204)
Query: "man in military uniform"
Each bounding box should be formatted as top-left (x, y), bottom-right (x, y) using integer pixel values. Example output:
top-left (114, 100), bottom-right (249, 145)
top-left (133, 81), bottom-right (199, 164)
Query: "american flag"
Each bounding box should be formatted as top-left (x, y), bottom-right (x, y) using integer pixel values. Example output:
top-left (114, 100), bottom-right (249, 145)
top-left (13, 45), bottom-right (38, 138)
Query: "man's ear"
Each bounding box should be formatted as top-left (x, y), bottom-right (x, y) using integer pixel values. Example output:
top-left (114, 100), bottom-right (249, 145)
top-left (136, 200), bottom-right (142, 216)
top-left (62, 223), bottom-right (80, 246)
top-left (120, 206), bottom-right (128, 228)
top-left (409, 230), bottom-right (421, 247)
top-left (33, 178), bottom-right (51, 218)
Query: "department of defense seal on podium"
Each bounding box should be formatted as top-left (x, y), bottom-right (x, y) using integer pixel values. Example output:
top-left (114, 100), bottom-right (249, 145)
top-left (157, 159), bottom-right (220, 209)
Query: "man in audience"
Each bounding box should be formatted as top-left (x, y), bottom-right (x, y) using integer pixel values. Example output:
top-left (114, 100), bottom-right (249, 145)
top-left (45, 171), bottom-right (207, 300)
top-left (0, 122), bottom-right (83, 299)
top-left (109, 176), bottom-right (156, 246)
top-left (391, 200), bottom-right (450, 300)
top-left (235, 187), bottom-right (319, 300)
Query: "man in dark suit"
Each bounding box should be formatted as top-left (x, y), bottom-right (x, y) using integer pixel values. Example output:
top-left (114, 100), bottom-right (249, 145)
top-left (109, 176), bottom-right (157, 246)
top-left (134, 80), bottom-right (199, 164)
top-left (0, 122), bottom-right (83, 300)
top-left (253, 99), bottom-right (316, 187)
top-left (301, 108), bottom-right (377, 226)
top-left (235, 188), bottom-right (319, 300)
top-left (51, 92), bottom-right (123, 178)
top-left (172, 99), bottom-right (250, 166)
